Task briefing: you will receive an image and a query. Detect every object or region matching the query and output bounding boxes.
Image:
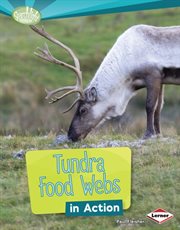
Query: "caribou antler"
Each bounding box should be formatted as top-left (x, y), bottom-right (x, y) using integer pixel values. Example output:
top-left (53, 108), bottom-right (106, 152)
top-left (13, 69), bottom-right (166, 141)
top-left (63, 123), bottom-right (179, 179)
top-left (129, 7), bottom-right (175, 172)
top-left (30, 25), bottom-right (84, 113)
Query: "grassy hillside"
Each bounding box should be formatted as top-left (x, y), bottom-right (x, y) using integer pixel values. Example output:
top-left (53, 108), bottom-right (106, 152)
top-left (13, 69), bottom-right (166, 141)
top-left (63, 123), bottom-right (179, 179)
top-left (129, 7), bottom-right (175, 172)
top-left (0, 135), bottom-right (179, 230)
top-left (0, 8), bottom-right (180, 135)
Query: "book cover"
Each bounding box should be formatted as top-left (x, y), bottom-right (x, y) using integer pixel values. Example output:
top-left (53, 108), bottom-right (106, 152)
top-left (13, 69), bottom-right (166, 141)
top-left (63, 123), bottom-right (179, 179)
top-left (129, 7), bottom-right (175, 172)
top-left (0, 1), bottom-right (179, 229)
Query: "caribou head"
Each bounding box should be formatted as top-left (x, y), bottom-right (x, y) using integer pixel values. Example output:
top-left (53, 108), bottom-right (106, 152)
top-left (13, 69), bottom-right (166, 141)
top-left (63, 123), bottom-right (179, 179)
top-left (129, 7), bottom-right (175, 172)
top-left (31, 26), bottom-right (103, 141)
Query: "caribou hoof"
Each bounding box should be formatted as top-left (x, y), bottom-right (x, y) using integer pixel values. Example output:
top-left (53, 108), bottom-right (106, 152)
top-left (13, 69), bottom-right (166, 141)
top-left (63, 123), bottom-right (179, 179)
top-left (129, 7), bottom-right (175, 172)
top-left (142, 132), bottom-right (157, 140)
top-left (156, 133), bottom-right (163, 138)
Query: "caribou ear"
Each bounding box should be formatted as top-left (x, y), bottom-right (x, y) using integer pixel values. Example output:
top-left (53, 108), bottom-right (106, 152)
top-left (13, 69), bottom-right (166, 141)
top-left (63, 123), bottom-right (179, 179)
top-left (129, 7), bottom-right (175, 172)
top-left (85, 87), bottom-right (97, 102)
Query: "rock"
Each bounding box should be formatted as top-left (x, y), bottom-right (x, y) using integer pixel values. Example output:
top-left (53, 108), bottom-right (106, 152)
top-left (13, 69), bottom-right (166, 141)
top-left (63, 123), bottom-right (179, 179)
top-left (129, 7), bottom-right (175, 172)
top-left (87, 140), bottom-right (145, 148)
top-left (53, 134), bottom-right (70, 145)
top-left (13, 149), bottom-right (26, 159)
top-left (4, 135), bottom-right (13, 139)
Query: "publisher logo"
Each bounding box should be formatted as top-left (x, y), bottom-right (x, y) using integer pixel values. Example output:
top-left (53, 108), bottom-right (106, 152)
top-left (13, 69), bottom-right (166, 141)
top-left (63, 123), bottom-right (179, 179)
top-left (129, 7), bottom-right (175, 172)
top-left (146, 208), bottom-right (174, 224)
top-left (12, 7), bottom-right (41, 25)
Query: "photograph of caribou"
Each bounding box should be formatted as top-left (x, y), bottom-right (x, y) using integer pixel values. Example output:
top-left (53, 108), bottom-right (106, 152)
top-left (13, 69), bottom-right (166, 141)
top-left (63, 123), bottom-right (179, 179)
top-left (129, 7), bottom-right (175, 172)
top-left (31, 24), bottom-right (180, 142)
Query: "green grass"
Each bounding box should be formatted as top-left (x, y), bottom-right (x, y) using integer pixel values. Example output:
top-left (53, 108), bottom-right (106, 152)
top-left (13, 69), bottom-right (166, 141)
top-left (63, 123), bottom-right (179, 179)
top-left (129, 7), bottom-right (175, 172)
top-left (0, 135), bottom-right (179, 230)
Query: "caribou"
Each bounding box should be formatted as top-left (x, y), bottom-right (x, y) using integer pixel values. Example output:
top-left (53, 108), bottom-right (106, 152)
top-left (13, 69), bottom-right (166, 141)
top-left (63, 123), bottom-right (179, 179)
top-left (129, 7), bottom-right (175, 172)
top-left (31, 24), bottom-right (180, 142)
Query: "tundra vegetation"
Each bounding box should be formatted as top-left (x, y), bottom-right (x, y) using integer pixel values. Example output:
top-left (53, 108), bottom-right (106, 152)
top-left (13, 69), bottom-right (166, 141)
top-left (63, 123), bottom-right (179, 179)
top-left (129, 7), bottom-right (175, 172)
top-left (0, 8), bottom-right (180, 230)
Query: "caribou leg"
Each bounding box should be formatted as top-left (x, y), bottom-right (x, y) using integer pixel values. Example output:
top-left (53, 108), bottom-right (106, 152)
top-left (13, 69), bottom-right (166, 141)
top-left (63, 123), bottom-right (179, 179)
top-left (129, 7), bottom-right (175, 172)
top-left (154, 84), bottom-right (164, 135)
top-left (143, 76), bottom-right (162, 139)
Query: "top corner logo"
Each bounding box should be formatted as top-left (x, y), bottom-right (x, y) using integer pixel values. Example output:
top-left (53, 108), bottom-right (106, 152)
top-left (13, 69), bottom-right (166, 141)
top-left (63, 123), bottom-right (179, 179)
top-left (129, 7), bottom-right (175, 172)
top-left (147, 208), bottom-right (174, 224)
top-left (12, 6), bottom-right (41, 25)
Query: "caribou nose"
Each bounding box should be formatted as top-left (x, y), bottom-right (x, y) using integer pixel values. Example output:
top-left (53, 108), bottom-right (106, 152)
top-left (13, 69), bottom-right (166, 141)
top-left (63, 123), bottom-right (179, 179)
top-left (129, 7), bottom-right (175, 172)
top-left (68, 130), bottom-right (80, 142)
top-left (68, 134), bottom-right (79, 142)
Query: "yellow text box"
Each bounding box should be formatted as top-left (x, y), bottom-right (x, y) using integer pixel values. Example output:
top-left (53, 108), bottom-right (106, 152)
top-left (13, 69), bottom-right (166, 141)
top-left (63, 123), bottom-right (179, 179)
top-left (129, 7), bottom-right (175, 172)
top-left (26, 147), bottom-right (131, 214)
